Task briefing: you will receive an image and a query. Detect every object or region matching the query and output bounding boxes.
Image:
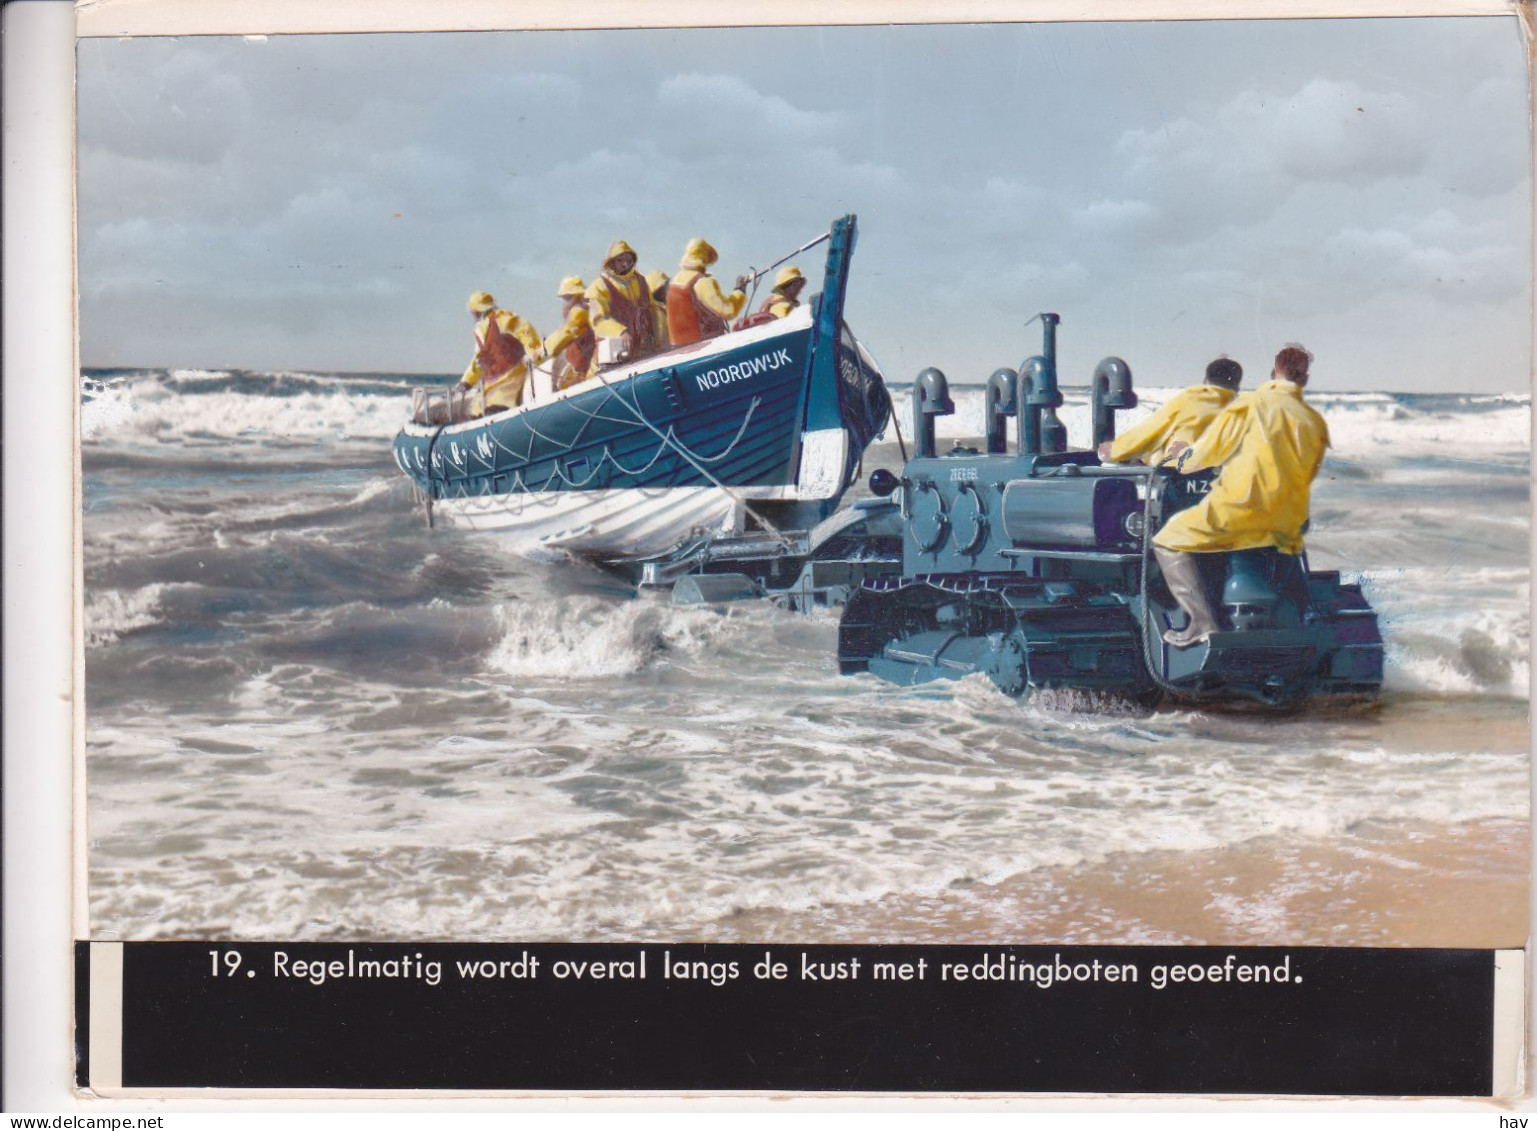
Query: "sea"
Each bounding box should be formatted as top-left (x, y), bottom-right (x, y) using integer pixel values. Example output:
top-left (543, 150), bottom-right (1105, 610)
top-left (81, 367), bottom-right (1531, 944)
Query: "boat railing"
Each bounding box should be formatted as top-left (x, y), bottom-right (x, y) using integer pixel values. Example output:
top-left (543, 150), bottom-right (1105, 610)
top-left (411, 384), bottom-right (478, 426)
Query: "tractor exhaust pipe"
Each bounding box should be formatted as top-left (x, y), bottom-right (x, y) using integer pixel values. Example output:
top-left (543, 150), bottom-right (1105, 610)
top-left (1018, 313), bottom-right (1066, 455)
top-left (1090, 357), bottom-right (1137, 448)
top-left (912, 367), bottom-right (954, 459)
top-left (985, 367), bottom-right (1018, 454)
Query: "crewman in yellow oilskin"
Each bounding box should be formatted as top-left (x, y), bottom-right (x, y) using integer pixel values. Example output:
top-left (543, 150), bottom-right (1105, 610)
top-left (667, 238), bottom-right (748, 347)
top-left (758, 265), bottom-right (807, 320)
top-left (460, 291), bottom-right (545, 415)
top-left (543, 276), bottom-right (597, 391)
top-left (646, 270), bottom-right (672, 350)
top-left (586, 240), bottom-right (656, 366)
top-left (1152, 344), bottom-right (1330, 648)
top-left (1098, 356), bottom-right (1242, 466)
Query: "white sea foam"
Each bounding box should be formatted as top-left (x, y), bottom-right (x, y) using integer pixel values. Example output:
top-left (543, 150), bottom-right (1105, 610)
top-left (484, 595), bottom-right (736, 680)
top-left (1315, 398), bottom-right (1530, 460)
top-left (87, 660), bottom-right (1529, 940)
top-left (167, 368), bottom-right (238, 382)
top-left (84, 387), bottom-right (405, 447)
top-left (347, 478), bottom-right (399, 507)
top-left (81, 378), bottom-right (139, 440)
top-left (87, 701), bottom-right (1528, 942)
top-left (890, 387), bottom-right (1530, 463)
top-left (84, 583), bottom-right (183, 646)
top-left (1383, 629), bottom-right (1530, 697)
top-left (80, 369), bottom-right (410, 450)
top-left (1357, 568), bottom-right (1529, 697)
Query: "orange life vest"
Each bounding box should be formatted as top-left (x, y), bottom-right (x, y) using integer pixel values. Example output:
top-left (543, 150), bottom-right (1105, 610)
top-left (668, 271), bottom-right (727, 346)
top-left (562, 297), bottom-right (596, 375)
top-left (599, 272), bottom-right (655, 359)
top-left (733, 293), bottom-right (794, 332)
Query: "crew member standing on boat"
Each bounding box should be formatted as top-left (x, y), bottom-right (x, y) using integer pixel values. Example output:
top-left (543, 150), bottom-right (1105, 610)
top-left (646, 270), bottom-right (672, 350)
top-left (460, 291), bottom-right (545, 415)
top-left (760, 265), bottom-right (807, 320)
top-left (733, 265), bottom-right (808, 330)
top-left (586, 241), bottom-right (656, 366)
top-left (668, 238), bottom-right (748, 347)
top-left (543, 276), bottom-right (597, 391)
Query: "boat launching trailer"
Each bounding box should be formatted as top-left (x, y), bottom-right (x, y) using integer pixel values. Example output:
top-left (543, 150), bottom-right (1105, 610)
top-left (622, 494), bottom-right (905, 613)
top-left (618, 314), bottom-right (1383, 709)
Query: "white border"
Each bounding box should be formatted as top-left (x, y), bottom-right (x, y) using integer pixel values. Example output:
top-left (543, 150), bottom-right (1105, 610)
top-left (3, 0), bottom-right (80, 1112)
top-left (69, 0), bottom-right (1517, 36)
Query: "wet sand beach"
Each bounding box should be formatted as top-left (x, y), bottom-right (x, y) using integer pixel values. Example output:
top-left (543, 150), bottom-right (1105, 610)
top-left (703, 695), bottom-right (1530, 947)
top-left (707, 816), bottom-right (1529, 948)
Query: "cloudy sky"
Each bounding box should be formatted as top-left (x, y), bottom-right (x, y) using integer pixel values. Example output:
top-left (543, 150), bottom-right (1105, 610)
top-left (77, 18), bottom-right (1531, 391)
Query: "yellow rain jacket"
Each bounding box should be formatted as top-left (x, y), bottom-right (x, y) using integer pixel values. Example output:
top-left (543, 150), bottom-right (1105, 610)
top-left (544, 301), bottom-right (596, 390)
top-left (460, 309), bottom-right (544, 412)
top-left (1153, 379), bottom-right (1330, 556)
top-left (768, 265), bottom-right (804, 319)
top-left (762, 294), bottom-right (800, 320)
top-left (1106, 384), bottom-right (1235, 466)
top-left (646, 270), bottom-right (672, 349)
top-left (586, 244), bottom-right (653, 349)
top-left (666, 238), bottom-right (746, 345)
top-left (670, 267), bottom-right (747, 328)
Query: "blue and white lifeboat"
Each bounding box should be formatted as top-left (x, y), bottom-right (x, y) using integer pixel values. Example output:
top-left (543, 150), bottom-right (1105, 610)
top-left (392, 215), bottom-right (892, 555)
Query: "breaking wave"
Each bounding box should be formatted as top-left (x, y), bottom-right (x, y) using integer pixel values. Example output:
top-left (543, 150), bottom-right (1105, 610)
top-left (81, 368), bottom-right (435, 453)
top-left (484, 595), bottom-right (737, 680)
top-left (1366, 568), bottom-right (1531, 697)
top-left (84, 583), bottom-right (183, 647)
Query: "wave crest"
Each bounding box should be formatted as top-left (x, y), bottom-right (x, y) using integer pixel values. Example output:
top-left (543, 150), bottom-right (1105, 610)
top-left (85, 583), bottom-right (182, 647)
top-left (485, 596), bottom-right (732, 680)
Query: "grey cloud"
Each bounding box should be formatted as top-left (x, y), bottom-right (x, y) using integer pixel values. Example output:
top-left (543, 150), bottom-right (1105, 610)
top-left (1425, 71), bottom-right (1529, 196)
top-left (1072, 198), bottom-right (1168, 245)
top-left (81, 42), bottom-right (251, 165)
top-left (1116, 77), bottom-right (1432, 235)
top-left (1321, 220), bottom-right (1526, 305)
top-left (78, 146), bottom-right (203, 224)
top-left (650, 73), bottom-right (848, 165)
top-left (1218, 80), bottom-right (1427, 185)
top-left (354, 145), bottom-right (479, 222)
top-left (658, 72), bottom-right (843, 133)
top-left (75, 21), bottom-right (1531, 391)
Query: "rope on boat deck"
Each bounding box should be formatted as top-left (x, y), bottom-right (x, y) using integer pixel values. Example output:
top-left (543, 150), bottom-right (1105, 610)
top-left (591, 367), bottom-right (795, 551)
top-left (457, 389), bottom-right (761, 487)
top-left (428, 379), bottom-right (779, 543)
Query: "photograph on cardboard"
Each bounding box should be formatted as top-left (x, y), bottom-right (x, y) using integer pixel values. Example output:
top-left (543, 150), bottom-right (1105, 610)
top-left (78, 17), bottom-right (1530, 956)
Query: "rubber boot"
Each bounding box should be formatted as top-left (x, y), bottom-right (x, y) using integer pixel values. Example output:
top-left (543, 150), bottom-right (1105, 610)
top-left (1154, 546), bottom-right (1221, 648)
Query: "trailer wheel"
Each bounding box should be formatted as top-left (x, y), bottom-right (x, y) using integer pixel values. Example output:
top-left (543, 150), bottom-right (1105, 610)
top-left (986, 632), bottom-right (1030, 698)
